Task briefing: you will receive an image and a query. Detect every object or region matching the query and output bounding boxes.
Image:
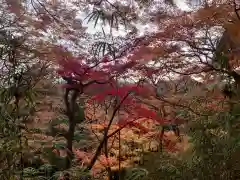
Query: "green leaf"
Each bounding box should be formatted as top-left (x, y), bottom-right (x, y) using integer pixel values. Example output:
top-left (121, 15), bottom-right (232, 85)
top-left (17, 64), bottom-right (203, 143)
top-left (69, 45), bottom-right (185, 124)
top-left (126, 168), bottom-right (148, 180)
top-left (156, 110), bottom-right (162, 117)
top-left (23, 167), bottom-right (39, 177)
top-left (53, 142), bottom-right (66, 149)
top-left (75, 103), bottom-right (85, 123)
top-left (30, 128), bottom-right (42, 133)
top-left (51, 118), bottom-right (68, 126)
top-left (73, 131), bottom-right (86, 142)
top-left (38, 164), bottom-right (56, 178)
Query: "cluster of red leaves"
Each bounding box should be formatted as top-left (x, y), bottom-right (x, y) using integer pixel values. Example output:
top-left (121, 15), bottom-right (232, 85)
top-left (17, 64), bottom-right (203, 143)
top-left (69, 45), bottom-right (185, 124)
top-left (57, 54), bottom-right (166, 126)
top-left (89, 85), bottom-right (135, 101)
top-left (57, 57), bottom-right (111, 89)
top-left (89, 84), bottom-right (154, 102)
top-left (56, 41), bottom-right (186, 170)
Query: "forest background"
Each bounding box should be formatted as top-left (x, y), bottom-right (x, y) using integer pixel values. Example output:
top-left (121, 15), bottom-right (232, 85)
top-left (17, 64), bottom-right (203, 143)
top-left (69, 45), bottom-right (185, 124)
top-left (0, 0), bottom-right (240, 179)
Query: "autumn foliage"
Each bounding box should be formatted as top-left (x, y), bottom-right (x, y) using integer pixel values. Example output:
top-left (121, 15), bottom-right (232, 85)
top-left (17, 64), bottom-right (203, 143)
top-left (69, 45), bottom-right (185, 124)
top-left (1, 0), bottom-right (240, 179)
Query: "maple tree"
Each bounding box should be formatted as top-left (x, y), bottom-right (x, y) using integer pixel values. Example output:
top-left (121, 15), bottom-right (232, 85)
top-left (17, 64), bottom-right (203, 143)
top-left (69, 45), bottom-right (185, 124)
top-left (1, 0), bottom-right (240, 179)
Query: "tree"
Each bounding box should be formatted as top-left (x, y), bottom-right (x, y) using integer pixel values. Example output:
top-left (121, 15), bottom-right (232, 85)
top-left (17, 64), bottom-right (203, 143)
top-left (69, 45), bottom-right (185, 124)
top-left (2, 0), bottom-right (240, 179)
top-left (0, 29), bottom-right (50, 179)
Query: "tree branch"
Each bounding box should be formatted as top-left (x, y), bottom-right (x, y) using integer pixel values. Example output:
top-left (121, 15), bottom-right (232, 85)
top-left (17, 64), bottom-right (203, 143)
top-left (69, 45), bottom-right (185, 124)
top-left (86, 92), bottom-right (130, 171)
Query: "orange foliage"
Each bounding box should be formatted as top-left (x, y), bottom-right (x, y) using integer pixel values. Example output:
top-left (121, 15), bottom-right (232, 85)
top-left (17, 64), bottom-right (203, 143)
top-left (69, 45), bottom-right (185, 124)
top-left (6, 0), bottom-right (240, 177)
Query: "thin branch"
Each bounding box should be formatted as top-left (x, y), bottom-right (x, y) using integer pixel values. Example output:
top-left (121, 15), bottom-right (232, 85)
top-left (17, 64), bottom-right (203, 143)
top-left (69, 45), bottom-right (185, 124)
top-left (86, 92), bottom-right (130, 171)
